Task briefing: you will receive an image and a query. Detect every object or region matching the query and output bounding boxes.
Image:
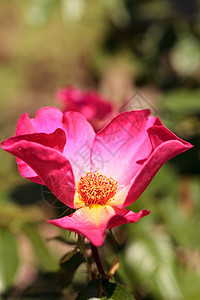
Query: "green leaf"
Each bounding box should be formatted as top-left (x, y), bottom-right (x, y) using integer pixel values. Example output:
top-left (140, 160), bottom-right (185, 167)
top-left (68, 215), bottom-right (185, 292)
top-left (162, 90), bottom-right (200, 114)
top-left (103, 280), bottom-right (135, 300)
top-left (60, 252), bottom-right (85, 284)
top-left (22, 223), bottom-right (57, 271)
top-left (170, 35), bottom-right (200, 76)
top-left (60, 246), bottom-right (78, 264)
top-left (25, 0), bottom-right (56, 27)
top-left (76, 279), bottom-right (135, 300)
top-left (22, 252), bottom-right (85, 299)
top-left (125, 231), bottom-right (182, 300)
top-left (0, 228), bottom-right (19, 292)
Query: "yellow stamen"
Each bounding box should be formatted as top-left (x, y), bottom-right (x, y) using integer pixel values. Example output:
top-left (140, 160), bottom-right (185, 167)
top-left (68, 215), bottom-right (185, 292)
top-left (77, 171), bottom-right (118, 206)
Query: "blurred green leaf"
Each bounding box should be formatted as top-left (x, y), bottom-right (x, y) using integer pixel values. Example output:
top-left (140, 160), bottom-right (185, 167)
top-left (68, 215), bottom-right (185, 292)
top-left (162, 90), bottom-right (200, 114)
top-left (22, 223), bottom-right (58, 271)
top-left (170, 35), bottom-right (200, 76)
top-left (61, 252), bottom-right (85, 282)
top-left (178, 269), bottom-right (200, 300)
top-left (138, 1), bottom-right (172, 20)
top-left (102, 281), bottom-right (135, 300)
top-left (125, 231), bottom-right (182, 300)
top-left (76, 279), bottom-right (135, 300)
top-left (143, 164), bottom-right (178, 199)
top-left (0, 228), bottom-right (19, 292)
top-left (0, 201), bottom-right (44, 227)
top-left (22, 252), bottom-right (85, 299)
top-left (25, 0), bottom-right (56, 26)
top-left (60, 246), bottom-right (78, 264)
top-left (159, 196), bottom-right (200, 248)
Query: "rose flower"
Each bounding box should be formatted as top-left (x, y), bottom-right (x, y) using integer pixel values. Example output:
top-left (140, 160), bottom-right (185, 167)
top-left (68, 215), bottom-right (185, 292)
top-left (1, 107), bottom-right (192, 246)
top-left (56, 86), bottom-right (113, 122)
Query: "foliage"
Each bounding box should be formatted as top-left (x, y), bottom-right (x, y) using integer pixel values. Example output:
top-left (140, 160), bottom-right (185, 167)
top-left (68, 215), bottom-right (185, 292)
top-left (0, 0), bottom-right (199, 299)
top-left (76, 279), bottom-right (135, 300)
top-left (0, 229), bottom-right (19, 292)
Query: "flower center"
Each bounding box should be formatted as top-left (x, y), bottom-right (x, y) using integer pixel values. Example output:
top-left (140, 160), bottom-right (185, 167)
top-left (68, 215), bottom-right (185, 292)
top-left (77, 171), bottom-right (118, 206)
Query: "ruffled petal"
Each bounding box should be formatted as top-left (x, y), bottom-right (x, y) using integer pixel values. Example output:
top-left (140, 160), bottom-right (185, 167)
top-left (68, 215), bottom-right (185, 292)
top-left (16, 113), bottom-right (42, 183)
top-left (47, 204), bottom-right (150, 246)
top-left (15, 113), bottom-right (35, 135)
top-left (91, 110), bottom-right (156, 187)
top-left (62, 111), bottom-right (95, 183)
top-left (31, 107), bottom-right (64, 133)
top-left (1, 132), bottom-right (75, 208)
top-left (15, 107), bottom-right (65, 183)
top-left (56, 86), bottom-right (113, 121)
top-left (16, 107), bottom-right (64, 135)
top-left (15, 129), bottom-right (67, 184)
top-left (106, 207), bottom-right (150, 229)
top-left (122, 125), bottom-right (193, 208)
top-left (4, 129), bottom-right (67, 184)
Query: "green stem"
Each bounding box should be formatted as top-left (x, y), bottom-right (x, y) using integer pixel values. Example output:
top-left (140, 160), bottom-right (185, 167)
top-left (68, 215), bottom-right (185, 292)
top-left (91, 243), bottom-right (110, 280)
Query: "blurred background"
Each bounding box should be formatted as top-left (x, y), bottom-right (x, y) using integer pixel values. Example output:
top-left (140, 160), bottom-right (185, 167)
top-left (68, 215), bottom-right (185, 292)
top-left (0, 0), bottom-right (199, 299)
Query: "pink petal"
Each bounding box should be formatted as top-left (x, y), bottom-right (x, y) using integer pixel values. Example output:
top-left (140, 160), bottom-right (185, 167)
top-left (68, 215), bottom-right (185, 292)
top-left (56, 86), bottom-right (113, 121)
top-left (5, 129), bottom-right (66, 184)
top-left (16, 107), bottom-right (64, 135)
top-left (31, 107), bottom-right (64, 133)
top-left (15, 107), bottom-right (65, 183)
top-left (62, 111), bottom-right (95, 183)
top-left (122, 125), bottom-right (193, 208)
top-left (1, 132), bottom-right (75, 208)
top-left (16, 113), bottom-right (41, 183)
top-left (84, 91), bottom-right (113, 120)
top-left (106, 207), bottom-right (150, 229)
top-left (91, 110), bottom-right (156, 187)
top-left (80, 106), bottom-right (95, 120)
top-left (148, 125), bottom-right (192, 149)
top-left (8, 129), bottom-right (66, 151)
top-left (16, 129), bottom-right (67, 184)
top-left (16, 159), bottom-right (43, 184)
top-left (47, 205), bottom-right (150, 247)
top-left (15, 113), bottom-right (35, 135)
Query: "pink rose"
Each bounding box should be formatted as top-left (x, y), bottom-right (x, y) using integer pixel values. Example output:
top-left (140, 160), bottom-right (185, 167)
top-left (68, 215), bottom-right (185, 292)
top-left (56, 86), bottom-right (113, 121)
top-left (1, 107), bottom-right (192, 246)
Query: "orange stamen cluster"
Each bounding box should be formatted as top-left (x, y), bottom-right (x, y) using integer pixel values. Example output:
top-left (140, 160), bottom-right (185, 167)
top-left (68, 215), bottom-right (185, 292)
top-left (77, 171), bottom-right (118, 206)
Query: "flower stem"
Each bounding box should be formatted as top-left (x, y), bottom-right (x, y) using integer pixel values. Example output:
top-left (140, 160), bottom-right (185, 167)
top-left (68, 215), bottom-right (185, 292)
top-left (90, 243), bottom-right (110, 280)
